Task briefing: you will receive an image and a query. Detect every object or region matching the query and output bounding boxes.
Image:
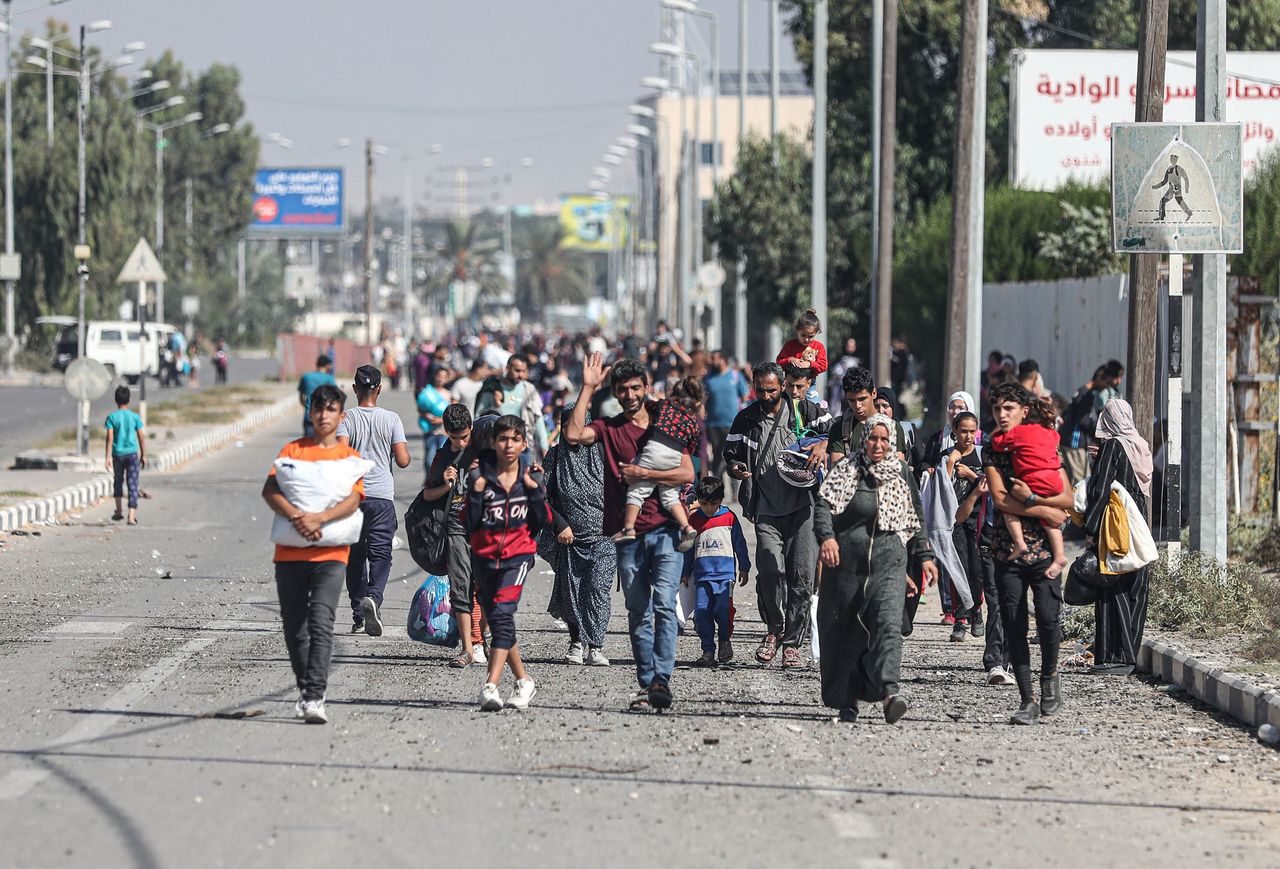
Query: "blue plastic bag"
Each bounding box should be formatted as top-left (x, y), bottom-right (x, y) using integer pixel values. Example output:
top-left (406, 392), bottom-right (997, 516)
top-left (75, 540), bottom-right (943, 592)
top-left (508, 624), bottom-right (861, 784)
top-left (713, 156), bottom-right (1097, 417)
top-left (407, 574), bottom-right (459, 647)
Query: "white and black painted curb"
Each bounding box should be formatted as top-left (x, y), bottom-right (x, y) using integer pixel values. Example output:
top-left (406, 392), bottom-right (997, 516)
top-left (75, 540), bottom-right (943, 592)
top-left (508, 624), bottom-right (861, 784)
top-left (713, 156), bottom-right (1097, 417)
top-left (0, 394), bottom-right (296, 533)
top-left (1140, 639), bottom-right (1280, 730)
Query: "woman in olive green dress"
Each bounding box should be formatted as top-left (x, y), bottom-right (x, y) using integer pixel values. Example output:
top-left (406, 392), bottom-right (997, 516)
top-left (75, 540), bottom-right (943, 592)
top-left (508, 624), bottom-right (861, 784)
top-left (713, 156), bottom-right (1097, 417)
top-left (815, 414), bottom-right (938, 724)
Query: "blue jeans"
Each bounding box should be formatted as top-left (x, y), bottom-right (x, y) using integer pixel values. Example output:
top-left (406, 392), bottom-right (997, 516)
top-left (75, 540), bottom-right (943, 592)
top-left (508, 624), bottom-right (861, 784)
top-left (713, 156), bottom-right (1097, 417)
top-left (616, 526), bottom-right (683, 689)
top-left (345, 498), bottom-right (398, 622)
top-left (423, 433), bottom-right (446, 475)
top-left (694, 581), bottom-right (733, 653)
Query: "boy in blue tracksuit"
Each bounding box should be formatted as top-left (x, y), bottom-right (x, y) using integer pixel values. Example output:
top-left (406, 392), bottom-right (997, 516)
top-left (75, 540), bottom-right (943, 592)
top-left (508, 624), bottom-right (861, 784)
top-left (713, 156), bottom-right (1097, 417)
top-left (684, 476), bottom-right (751, 666)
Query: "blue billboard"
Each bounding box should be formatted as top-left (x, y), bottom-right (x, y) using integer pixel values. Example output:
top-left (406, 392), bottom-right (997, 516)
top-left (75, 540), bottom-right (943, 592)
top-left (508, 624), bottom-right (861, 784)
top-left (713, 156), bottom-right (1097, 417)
top-left (251, 168), bottom-right (344, 231)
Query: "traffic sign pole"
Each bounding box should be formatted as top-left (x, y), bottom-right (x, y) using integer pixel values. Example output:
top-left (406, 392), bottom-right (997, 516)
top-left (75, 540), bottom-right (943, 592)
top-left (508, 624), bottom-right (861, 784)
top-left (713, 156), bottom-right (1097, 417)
top-left (1166, 253), bottom-right (1183, 558)
top-left (138, 279), bottom-right (147, 426)
top-left (1190, 0), bottom-right (1228, 563)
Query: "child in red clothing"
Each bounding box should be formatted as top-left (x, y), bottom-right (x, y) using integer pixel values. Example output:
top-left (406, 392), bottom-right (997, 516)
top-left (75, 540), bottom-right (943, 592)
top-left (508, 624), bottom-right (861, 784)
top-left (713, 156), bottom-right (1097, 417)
top-left (616, 377), bottom-right (705, 551)
top-left (990, 400), bottom-right (1068, 578)
top-left (777, 309), bottom-right (828, 376)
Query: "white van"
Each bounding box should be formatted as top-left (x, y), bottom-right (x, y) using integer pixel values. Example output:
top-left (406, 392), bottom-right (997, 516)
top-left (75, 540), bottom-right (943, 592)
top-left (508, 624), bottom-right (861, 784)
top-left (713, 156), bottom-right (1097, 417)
top-left (38, 317), bottom-right (180, 383)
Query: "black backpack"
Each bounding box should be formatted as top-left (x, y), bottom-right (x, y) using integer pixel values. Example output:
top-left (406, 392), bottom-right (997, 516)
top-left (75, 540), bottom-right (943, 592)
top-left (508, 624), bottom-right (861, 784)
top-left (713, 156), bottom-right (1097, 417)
top-left (405, 491), bottom-right (449, 576)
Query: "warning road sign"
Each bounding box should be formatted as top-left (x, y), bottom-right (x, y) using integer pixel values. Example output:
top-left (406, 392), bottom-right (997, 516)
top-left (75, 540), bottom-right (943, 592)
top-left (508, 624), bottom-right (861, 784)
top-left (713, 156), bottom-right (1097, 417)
top-left (1111, 122), bottom-right (1243, 254)
top-left (116, 238), bottom-right (167, 284)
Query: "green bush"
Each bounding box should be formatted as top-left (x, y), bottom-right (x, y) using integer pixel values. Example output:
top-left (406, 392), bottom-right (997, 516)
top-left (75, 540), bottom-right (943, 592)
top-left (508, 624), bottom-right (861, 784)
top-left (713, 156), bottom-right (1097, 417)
top-left (1148, 550), bottom-right (1272, 633)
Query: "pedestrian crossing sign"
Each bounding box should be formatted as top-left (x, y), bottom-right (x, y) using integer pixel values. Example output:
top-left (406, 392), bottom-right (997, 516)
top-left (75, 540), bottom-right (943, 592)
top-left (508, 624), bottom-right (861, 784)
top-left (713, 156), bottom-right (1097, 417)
top-left (1111, 122), bottom-right (1242, 254)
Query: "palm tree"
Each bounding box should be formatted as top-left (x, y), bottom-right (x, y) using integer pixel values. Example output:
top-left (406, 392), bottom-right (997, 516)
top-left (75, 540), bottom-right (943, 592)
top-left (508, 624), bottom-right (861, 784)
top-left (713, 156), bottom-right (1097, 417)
top-left (428, 219), bottom-right (508, 301)
top-left (516, 219), bottom-right (588, 317)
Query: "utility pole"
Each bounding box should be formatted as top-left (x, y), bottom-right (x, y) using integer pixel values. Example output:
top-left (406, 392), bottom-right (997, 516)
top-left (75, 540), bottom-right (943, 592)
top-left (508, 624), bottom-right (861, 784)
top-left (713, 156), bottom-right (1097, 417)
top-left (1190, 0), bottom-right (1227, 561)
top-left (943, 0), bottom-right (988, 401)
top-left (872, 0), bottom-right (898, 384)
top-left (869, 0), bottom-right (882, 374)
top-left (811, 0), bottom-right (828, 398)
top-left (769, 0), bottom-right (779, 148)
top-left (1126, 0), bottom-right (1168, 452)
top-left (75, 25), bottom-right (88, 455)
top-left (154, 130), bottom-right (165, 324)
top-left (4, 0), bottom-right (17, 376)
top-left (734, 0), bottom-right (747, 364)
top-left (184, 178), bottom-right (194, 277)
top-left (363, 138), bottom-right (375, 349)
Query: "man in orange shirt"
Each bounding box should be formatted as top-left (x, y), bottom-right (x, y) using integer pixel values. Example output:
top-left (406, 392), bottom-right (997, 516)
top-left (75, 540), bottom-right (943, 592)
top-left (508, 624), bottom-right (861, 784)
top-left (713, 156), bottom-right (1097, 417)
top-left (262, 384), bottom-right (364, 724)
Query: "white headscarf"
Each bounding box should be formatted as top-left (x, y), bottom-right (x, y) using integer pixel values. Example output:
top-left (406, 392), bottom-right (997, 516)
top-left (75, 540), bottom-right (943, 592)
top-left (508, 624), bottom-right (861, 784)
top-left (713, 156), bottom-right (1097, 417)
top-left (1095, 399), bottom-right (1153, 499)
top-left (941, 390), bottom-right (977, 448)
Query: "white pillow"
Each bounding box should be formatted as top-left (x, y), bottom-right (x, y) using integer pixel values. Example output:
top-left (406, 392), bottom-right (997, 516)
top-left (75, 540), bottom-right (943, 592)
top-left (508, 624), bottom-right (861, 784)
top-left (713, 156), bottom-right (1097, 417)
top-left (270, 455), bottom-right (373, 547)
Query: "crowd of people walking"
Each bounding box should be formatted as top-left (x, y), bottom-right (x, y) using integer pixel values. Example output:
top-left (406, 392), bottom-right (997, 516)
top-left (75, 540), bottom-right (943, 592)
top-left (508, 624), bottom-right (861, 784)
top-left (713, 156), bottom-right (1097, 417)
top-left (266, 314), bottom-right (1153, 727)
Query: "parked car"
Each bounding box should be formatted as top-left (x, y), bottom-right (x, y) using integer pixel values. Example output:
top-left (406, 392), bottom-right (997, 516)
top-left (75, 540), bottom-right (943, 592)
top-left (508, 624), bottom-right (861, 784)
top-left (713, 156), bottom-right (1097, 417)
top-left (37, 316), bottom-right (181, 383)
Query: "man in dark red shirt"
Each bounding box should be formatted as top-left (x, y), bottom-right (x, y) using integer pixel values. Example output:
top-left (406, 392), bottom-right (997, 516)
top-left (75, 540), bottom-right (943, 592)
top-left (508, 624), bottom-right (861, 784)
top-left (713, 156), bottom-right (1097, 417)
top-left (566, 353), bottom-right (694, 713)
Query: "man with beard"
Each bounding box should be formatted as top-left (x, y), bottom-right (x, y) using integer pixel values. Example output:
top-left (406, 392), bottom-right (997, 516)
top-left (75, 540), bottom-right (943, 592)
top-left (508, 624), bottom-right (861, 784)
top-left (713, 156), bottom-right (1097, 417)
top-left (566, 354), bottom-right (694, 712)
top-left (725, 362), bottom-right (832, 669)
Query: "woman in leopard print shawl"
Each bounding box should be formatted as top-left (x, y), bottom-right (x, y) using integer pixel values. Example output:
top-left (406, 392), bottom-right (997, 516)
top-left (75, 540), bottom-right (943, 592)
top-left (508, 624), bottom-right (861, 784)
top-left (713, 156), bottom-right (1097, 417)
top-left (814, 415), bottom-right (937, 724)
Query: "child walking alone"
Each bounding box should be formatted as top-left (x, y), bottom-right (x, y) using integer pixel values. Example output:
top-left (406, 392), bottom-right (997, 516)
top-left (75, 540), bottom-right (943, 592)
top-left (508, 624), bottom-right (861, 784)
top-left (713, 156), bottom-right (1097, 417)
top-left (614, 377), bottom-right (705, 551)
top-left (685, 477), bottom-right (751, 666)
top-left (466, 415), bottom-right (550, 711)
top-left (104, 386), bottom-right (146, 525)
top-left (989, 398), bottom-right (1068, 578)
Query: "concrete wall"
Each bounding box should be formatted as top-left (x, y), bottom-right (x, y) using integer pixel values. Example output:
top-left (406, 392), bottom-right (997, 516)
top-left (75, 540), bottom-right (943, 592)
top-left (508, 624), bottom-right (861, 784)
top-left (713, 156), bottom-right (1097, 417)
top-left (982, 275), bottom-right (1129, 396)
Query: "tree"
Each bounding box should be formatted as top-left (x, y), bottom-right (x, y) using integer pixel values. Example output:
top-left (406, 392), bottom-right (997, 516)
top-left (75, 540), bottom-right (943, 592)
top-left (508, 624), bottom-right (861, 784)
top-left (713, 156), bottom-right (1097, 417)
top-left (1, 26), bottom-right (261, 348)
top-left (894, 182), bottom-right (1111, 388)
top-left (428, 219), bottom-right (507, 301)
top-left (709, 134), bottom-right (811, 358)
top-left (515, 219), bottom-right (587, 316)
top-left (1236, 145), bottom-right (1280, 293)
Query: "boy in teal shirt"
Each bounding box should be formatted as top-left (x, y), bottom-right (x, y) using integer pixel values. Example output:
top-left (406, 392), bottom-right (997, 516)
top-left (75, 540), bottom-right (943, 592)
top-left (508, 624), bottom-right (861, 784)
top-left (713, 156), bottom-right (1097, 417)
top-left (104, 385), bottom-right (146, 525)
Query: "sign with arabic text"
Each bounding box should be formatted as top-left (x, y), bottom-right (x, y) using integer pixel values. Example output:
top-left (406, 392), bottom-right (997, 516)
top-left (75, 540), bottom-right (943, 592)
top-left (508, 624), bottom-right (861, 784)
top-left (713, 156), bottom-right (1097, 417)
top-left (1011, 49), bottom-right (1280, 190)
top-left (251, 168), bottom-right (344, 232)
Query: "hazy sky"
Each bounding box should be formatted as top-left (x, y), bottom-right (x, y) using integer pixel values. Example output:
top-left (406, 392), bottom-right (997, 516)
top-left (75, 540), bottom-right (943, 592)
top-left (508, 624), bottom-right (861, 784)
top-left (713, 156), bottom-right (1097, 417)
top-left (46, 0), bottom-right (798, 211)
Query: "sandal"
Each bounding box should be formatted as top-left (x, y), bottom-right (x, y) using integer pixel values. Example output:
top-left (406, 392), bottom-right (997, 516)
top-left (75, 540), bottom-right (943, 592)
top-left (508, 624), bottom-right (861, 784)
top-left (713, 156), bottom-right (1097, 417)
top-left (449, 652), bottom-right (471, 669)
top-left (755, 634), bottom-right (778, 664)
top-left (628, 689), bottom-right (651, 713)
top-left (781, 647), bottom-right (803, 669)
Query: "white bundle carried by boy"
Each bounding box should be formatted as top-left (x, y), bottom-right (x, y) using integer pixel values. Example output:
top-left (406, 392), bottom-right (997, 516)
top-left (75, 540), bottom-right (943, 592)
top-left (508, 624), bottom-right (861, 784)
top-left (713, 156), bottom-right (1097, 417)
top-left (270, 455), bottom-right (372, 547)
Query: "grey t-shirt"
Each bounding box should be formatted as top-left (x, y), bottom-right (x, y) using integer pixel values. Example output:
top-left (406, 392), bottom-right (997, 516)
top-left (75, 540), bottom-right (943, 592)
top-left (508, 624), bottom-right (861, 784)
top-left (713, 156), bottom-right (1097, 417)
top-left (337, 406), bottom-right (407, 501)
top-left (754, 409), bottom-right (810, 518)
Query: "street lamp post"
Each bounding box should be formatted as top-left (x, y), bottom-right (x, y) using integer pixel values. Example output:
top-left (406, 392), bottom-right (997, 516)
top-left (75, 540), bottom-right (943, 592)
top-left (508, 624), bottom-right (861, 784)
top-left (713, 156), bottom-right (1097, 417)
top-left (146, 110), bottom-right (203, 327)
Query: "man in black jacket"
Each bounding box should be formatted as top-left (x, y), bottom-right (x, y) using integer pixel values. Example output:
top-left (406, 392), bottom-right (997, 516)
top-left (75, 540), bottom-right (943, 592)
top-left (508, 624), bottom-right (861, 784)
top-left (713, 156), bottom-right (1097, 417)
top-left (725, 362), bottom-right (832, 668)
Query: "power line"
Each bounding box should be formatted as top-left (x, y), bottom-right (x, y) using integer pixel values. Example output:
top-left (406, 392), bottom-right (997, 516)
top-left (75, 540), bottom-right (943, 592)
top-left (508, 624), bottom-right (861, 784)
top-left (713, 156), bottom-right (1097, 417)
top-left (244, 91), bottom-right (630, 117)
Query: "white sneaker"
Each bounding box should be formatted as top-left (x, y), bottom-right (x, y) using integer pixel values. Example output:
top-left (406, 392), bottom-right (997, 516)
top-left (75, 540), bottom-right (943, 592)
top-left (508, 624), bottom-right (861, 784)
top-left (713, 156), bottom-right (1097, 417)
top-left (302, 697), bottom-right (327, 724)
top-left (470, 645), bottom-right (488, 666)
top-left (987, 666), bottom-right (1016, 686)
top-left (479, 683), bottom-right (504, 712)
top-left (293, 694), bottom-right (306, 719)
top-left (550, 617), bottom-right (569, 631)
top-left (585, 647), bottom-right (610, 667)
top-left (507, 678), bottom-right (537, 710)
top-left (565, 641), bottom-right (585, 665)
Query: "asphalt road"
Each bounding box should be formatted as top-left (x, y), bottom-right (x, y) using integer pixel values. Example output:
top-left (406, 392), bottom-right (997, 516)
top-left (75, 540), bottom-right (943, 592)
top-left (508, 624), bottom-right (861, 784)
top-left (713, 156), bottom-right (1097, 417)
top-left (0, 355), bottom-right (279, 462)
top-left (0, 390), bottom-right (1277, 868)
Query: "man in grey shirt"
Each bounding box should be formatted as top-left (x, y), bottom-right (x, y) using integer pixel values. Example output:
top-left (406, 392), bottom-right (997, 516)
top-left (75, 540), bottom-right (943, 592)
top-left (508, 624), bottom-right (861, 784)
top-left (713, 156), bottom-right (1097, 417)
top-left (337, 365), bottom-right (411, 636)
top-left (725, 362), bottom-right (830, 669)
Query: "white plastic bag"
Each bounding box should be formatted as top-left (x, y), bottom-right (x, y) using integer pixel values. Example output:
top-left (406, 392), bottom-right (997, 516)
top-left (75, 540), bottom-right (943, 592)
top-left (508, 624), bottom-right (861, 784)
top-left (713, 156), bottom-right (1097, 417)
top-left (270, 455), bottom-right (372, 547)
top-left (1102, 482), bottom-right (1158, 574)
top-left (675, 578), bottom-right (697, 629)
top-left (809, 594), bottom-right (821, 664)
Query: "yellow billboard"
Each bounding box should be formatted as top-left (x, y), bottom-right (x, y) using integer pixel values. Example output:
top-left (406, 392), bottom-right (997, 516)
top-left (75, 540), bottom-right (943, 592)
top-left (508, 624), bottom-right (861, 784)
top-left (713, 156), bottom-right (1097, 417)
top-left (560, 195), bottom-right (631, 251)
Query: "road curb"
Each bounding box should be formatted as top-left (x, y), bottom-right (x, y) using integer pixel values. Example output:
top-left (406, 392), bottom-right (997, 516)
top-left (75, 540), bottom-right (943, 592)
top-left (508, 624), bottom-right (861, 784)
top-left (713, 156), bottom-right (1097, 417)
top-left (1140, 638), bottom-right (1280, 730)
top-left (0, 394), bottom-right (295, 532)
